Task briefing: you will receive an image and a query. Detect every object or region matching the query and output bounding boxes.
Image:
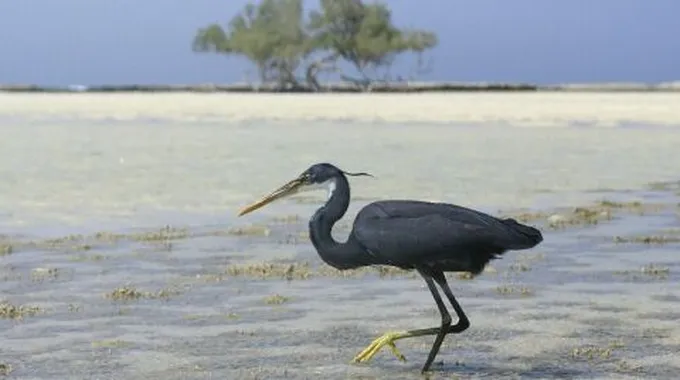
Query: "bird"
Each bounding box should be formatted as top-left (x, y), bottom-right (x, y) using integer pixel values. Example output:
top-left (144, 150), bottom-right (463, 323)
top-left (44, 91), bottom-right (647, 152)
top-left (237, 162), bottom-right (544, 373)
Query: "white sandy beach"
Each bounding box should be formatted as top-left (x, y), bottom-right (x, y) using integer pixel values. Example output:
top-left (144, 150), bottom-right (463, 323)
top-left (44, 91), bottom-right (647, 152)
top-left (1, 92), bottom-right (680, 127)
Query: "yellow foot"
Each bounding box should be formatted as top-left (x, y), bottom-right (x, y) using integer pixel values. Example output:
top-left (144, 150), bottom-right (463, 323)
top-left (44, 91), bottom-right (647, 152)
top-left (351, 331), bottom-right (408, 364)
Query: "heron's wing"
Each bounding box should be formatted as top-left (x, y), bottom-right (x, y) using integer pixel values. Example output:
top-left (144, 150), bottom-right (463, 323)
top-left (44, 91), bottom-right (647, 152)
top-left (353, 213), bottom-right (506, 269)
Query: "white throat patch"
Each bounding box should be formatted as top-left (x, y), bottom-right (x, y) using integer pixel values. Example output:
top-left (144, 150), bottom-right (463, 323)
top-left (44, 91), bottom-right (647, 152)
top-left (325, 178), bottom-right (337, 200)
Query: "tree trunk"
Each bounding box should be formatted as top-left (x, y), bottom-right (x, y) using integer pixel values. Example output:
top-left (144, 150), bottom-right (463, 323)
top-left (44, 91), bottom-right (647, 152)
top-left (305, 54), bottom-right (339, 92)
top-left (257, 63), bottom-right (269, 90)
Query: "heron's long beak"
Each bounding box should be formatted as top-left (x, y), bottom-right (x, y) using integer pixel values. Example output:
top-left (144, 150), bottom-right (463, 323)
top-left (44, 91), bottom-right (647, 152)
top-left (237, 176), bottom-right (306, 216)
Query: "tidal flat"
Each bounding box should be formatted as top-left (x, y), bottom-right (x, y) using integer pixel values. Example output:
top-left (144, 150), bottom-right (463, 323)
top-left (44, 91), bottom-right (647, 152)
top-left (1, 93), bottom-right (680, 379)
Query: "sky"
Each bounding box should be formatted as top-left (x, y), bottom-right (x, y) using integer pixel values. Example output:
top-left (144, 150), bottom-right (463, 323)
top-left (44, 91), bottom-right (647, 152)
top-left (0, 0), bottom-right (678, 86)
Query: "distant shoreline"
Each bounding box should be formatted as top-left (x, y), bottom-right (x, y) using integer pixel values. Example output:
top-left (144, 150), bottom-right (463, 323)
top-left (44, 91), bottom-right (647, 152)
top-left (1, 81), bottom-right (679, 93)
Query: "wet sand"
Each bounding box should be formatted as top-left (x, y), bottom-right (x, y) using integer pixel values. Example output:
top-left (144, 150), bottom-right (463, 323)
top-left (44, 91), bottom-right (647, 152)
top-left (1, 93), bottom-right (680, 379)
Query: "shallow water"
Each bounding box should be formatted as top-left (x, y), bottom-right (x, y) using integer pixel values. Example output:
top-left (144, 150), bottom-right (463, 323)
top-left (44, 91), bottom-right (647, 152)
top-left (1, 93), bottom-right (680, 379)
top-left (2, 93), bottom-right (680, 235)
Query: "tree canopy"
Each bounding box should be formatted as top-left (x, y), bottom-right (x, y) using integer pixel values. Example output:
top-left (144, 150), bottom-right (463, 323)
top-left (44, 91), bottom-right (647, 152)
top-left (192, 0), bottom-right (438, 91)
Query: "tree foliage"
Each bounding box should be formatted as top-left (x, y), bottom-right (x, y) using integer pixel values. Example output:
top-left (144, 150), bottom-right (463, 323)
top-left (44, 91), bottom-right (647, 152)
top-left (192, 0), bottom-right (438, 90)
top-left (193, 0), bottom-right (311, 86)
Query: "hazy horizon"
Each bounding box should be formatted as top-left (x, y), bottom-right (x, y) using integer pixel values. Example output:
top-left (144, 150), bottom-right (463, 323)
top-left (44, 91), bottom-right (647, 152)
top-left (1, 0), bottom-right (679, 86)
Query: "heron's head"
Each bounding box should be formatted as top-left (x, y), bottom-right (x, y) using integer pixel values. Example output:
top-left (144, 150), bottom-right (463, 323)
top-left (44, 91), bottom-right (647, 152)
top-left (237, 163), bottom-right (373, 216)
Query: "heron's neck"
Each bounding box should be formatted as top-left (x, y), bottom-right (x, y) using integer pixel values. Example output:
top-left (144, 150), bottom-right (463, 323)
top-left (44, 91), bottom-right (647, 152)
top-left (308, 174), bottom-right (362, 270)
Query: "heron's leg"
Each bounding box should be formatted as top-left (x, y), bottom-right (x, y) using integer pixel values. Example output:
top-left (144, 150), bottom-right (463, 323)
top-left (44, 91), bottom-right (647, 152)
top-left (431, 271), bottom-right (470, 333)
top-left (351, 269), bottom-right (452, 373)
top-left (416, 270), bottom-right (453, 373)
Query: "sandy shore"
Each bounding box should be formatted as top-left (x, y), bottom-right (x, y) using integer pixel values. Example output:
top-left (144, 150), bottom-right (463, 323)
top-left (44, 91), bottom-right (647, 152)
top-left (2, 92), bottom-right (680, 127)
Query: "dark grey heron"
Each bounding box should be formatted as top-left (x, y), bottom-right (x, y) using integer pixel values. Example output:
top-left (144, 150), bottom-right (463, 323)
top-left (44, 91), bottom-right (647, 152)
top-left (238, 163), bottom-right (543, 373)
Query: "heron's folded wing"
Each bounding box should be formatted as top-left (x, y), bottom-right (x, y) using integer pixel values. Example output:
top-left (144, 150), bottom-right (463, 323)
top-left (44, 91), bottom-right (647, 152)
top-left (353, 214), bottom-right (501, 266)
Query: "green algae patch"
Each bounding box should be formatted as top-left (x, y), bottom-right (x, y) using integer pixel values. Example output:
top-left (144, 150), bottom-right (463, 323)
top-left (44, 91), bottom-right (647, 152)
top-left (222, 260), bottom-right (413, 281)
top-left (614, 264), bottom-right (670, 280)
top-left (570, 341), bottom-right (624, 361)
top-left (91, 339), bottom-right (132, 349)
top-left (0, 301), bottom-right (42, 320)
top-left (0, 363), bottom-right (12, 376)
top-left (264, 294), bottom-right (291, 305)
top-left (224, 225), bottom-right (271, 237)
top-left (226, 262), bottom-right (313, 280)
top-left (106, 285), bottom-right (181, 301)
top-left (495, 284), bottom-right (534, 297)
top-left (614, 235), bottom-right (680, 244)
top-left (503, 199), bottom-right (670, 231)
top-left (0, 243), bottom-right (12, 256)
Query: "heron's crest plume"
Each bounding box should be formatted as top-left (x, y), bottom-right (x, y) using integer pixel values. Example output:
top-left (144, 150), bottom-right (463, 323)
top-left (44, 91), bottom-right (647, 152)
top-left (342, 171), bottom-right (375, 178)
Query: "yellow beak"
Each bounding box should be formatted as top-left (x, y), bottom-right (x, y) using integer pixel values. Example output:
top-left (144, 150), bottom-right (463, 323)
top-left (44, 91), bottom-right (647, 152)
top-left (237, 177), bottom-right (306, 216)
